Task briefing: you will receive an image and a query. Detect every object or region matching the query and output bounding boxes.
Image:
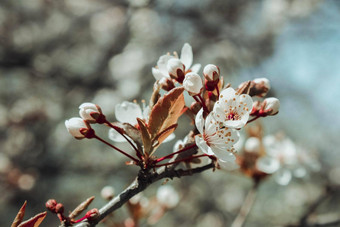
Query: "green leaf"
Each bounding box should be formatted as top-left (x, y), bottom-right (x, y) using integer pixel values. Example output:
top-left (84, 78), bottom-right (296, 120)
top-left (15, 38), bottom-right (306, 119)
top-left (148, 87), bottom-right (185, 143)
top-left (137, 118), bottom-right (152, 155)
top-left (11, 201), bottom-right (27, 227)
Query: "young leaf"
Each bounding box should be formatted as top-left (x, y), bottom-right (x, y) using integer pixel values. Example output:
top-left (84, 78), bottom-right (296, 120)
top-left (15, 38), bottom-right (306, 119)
top-left (11, 201), bottom-right (27, 227)
top-left (110, 122), bottom-right (143, 151)
top-left (151, 124), bottom-right (177, 151)
top-left (69, 196), bottom-right (95, 219)
top-left (137, 118), bottom-right (151, 155)
top-left (18, 212), bottom-right (47, 227)
top-left (148, 87), bottom-right (185, 142)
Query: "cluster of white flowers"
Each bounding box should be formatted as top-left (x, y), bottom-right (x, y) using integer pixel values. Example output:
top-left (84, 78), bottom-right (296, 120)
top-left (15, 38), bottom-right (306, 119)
top-left (194, 88), bottom-right (253, 168)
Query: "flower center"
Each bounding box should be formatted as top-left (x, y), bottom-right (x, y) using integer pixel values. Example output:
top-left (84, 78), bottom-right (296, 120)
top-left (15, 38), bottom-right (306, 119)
top-left (226, 110), bottom-right (240, 121)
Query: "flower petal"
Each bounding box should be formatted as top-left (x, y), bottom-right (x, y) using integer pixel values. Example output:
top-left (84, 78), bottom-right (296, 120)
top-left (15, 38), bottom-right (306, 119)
top-left (191, 63), bottom-right (201, 73)
top-left (195, 108), bottom-right (204, 134)
top-left (108, 128), bottom-right (126, 142)
top-left (152, 67), bottom-right (166, 80)
top-left (163, 133), bottom-right (175, 143)
top-left (195, 136), bottom-right (214, 156)
top-left (256, 156), bottom-right (280, 174)
top-left (180, 43), bottom-right (193, 69)
top-left (157, 55), bottom-right (174, 76)
top-left (211, 146), bottom-right (236, 162)
top-left (115, 101), bottom-right (142, 125)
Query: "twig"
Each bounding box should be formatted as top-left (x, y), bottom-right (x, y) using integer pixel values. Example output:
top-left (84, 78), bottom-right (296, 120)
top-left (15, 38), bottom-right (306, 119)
top-left (70, 162), bottom-right (215, 227)
top-left (231, 181), bottom-right (259, 227)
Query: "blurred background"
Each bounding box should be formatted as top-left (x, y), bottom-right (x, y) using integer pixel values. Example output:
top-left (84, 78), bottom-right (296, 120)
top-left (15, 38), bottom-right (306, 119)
top-left (1, 0), bottom-right (340, 226)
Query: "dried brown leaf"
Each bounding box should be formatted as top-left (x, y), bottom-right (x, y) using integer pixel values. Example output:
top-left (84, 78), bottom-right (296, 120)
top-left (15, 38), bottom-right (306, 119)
top-left (148, 87), bottom-right (185, 142)
top-left (11, 201), bottom-right (27, 227)
top-left (69, 196), bottom-right (95, 219)
top-left (137, 118), bottom-right (152, 155)
top-left (18, 212), bottom-right (47, 227)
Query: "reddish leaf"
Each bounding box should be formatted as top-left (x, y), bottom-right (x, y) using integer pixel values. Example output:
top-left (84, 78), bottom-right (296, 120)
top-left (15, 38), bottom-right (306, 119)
top-left (11, 201), bottom-right (27, 227)
top-left (69, 196), bottom-right (95, 219)
top-left (148, 87), bottom-right (185, 143)
top-left (18, 212), bottom-right (47, 227)
top-left (137, 118), bottom-right (152, 155)
top-left (151, 124), bottom-right (178, 153)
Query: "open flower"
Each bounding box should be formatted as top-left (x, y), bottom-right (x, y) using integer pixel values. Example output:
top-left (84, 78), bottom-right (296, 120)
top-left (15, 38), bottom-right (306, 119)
top-left (194, 108), bottom-right (239, 163)
top-left (213, 87), bottom-right (253, 129)
top-left (152, 43), bottom-right (201, 81)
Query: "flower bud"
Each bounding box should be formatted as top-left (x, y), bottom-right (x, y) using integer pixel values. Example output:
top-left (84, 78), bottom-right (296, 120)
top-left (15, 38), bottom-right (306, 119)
top-left (203, 64), bottom-right (220, 81)
top-left (183, 72), bottom-right (203, 96)
top-left (55, 203), bottom-right (64, 214)
top-left (101, 186), bottom-right (115, 200)
top-left (65, 117), bottom-right (94, 139)
top-left (79, 103), bottom-right (104, 123)
top-left (46, 199), bottom-right (58, 213)
top-left (249, 78), bottom-right (270, 97)
top-left (263, 97), bottom-right (280, 115)
top-left (167, 58), bottom-right (185, 83)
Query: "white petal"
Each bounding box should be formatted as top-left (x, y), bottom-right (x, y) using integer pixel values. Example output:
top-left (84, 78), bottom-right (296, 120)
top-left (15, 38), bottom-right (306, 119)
top-left (238, 94), bottom-right (253, 114)
top-left (218, 159), bottom-right (239, 170)
top-left (183, 72), bottom-right (203, 95)
top-left (195, 136), bottom-right (214, 156)
top-left (115, 101), bottom-right (142, 125)
top-left (180, 43), bottom-right (193, 69)
top-left (191, 64), bottom-right (201, 73)
top-left (65, 117), bottom-right (87, 138)
top-left (195, 108), bottom-right (204, 134)
top-left (219, 87), bottom-right (237, 100)
top-left (256, 156), bottom-right (280, 174)
top-left (157, 55), bottom-right (174, 75)
top-left (152, 67), bottom-right (166, 80)
top-left (275, 168), bottom-right (292, 185)
top-left (108, 128), bottom-right (126, 142)
top-left (212, 147), bottom-right (236, 162)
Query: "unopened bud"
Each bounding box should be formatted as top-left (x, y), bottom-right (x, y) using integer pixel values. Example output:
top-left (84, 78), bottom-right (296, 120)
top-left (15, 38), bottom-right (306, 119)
top-left (203, 64), bottom-right (220, 81)
top-left (167, 58), bottom-right (185, 83)
top-left (183, 72), bottom-right (203, 95)
top-left (46, 199), bottom-right (58, 213)
top-left (85, 208), bottom-right (99, 220)
top-left (263, 97), bottom-right (280, 115)
top-left (55, 203), bottom-right (64, 214)
top-left (79, 103), bottom-right (104, 123)
top-left (65, 118), bottom-right (94, 139)
top-left (159, 77), bottom-right (175, 91)
top-left (249, 78), bottom-right (270, 97)
top-left (101, 186), bottom-right (115, 200)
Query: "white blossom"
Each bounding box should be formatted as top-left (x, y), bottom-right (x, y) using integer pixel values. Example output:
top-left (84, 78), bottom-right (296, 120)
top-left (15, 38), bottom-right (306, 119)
top-left (195, 108), bottom-right (239, 162)
top-left (167, 58), bottom-right (185, 80)
top-left (203, 64), bottom-right (220, 81)
top-left (65, 117), bottom-right (89, 139)
top-left (183, 72), bottom-right (203, 95)
top-left (263, 97), bottom-right (280, 115)
top-left (79, 102), bottom-right (102, 122)
top-left (213, 87), bottom-right (253, 129)
top-left (152, 43), bottom-right (201, 81)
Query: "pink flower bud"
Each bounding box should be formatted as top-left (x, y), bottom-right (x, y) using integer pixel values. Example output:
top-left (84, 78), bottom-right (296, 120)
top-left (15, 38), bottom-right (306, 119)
top-left (46, 199), bottom-right (58, 213)
top-left (263, 97), bottom-right (280, 115)
top-left (65, 117), bottom-right (93, 139)
top-left (167, 58), bottom-right (185, 83)
top-left (79, 103), bottom-right (103, 123)
top-left (85, 208), bottom-right (99, 220)
top-left (183, 72), bottom-right (203, 95)
top-left (203, 64), bottom-right (220, 81)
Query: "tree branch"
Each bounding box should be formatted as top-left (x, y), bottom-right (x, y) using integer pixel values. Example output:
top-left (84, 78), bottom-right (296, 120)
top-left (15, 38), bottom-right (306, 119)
top-left (70, 162), bottom-right (215, 227)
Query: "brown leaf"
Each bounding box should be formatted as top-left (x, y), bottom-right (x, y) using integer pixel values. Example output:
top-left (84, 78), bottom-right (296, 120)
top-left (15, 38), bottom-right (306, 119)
top-left (148, 87), bottom-right (185, 143)
top-left (11, 201), bottom-right (27, 227)
top-left (151, 124), bottom-right (177, 150)
top-left (18, 212), bottom-right (47, 227)
top-left (69, 196), bottom-right (95, 219)
top-left (137, 118), bottom-right (152, 155)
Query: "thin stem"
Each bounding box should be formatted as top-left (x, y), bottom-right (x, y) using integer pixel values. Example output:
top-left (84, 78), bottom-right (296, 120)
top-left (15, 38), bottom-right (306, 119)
top-left (155, 144), bottom-right (197, 163)
top-left (94, 135), bottom-right (139, 163)
top-left (246, 116), bottom-right (260, 124)
top-left (197, 94), bottom-right (209, 113)
top-left (154, 154), bottom-right (209, 167)
top-left (193, 95), bottom-right (201, 104)
top-left (105, 120), bottom-right (142, 159)
top-left (231, 182), bottom-right (259, 227)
